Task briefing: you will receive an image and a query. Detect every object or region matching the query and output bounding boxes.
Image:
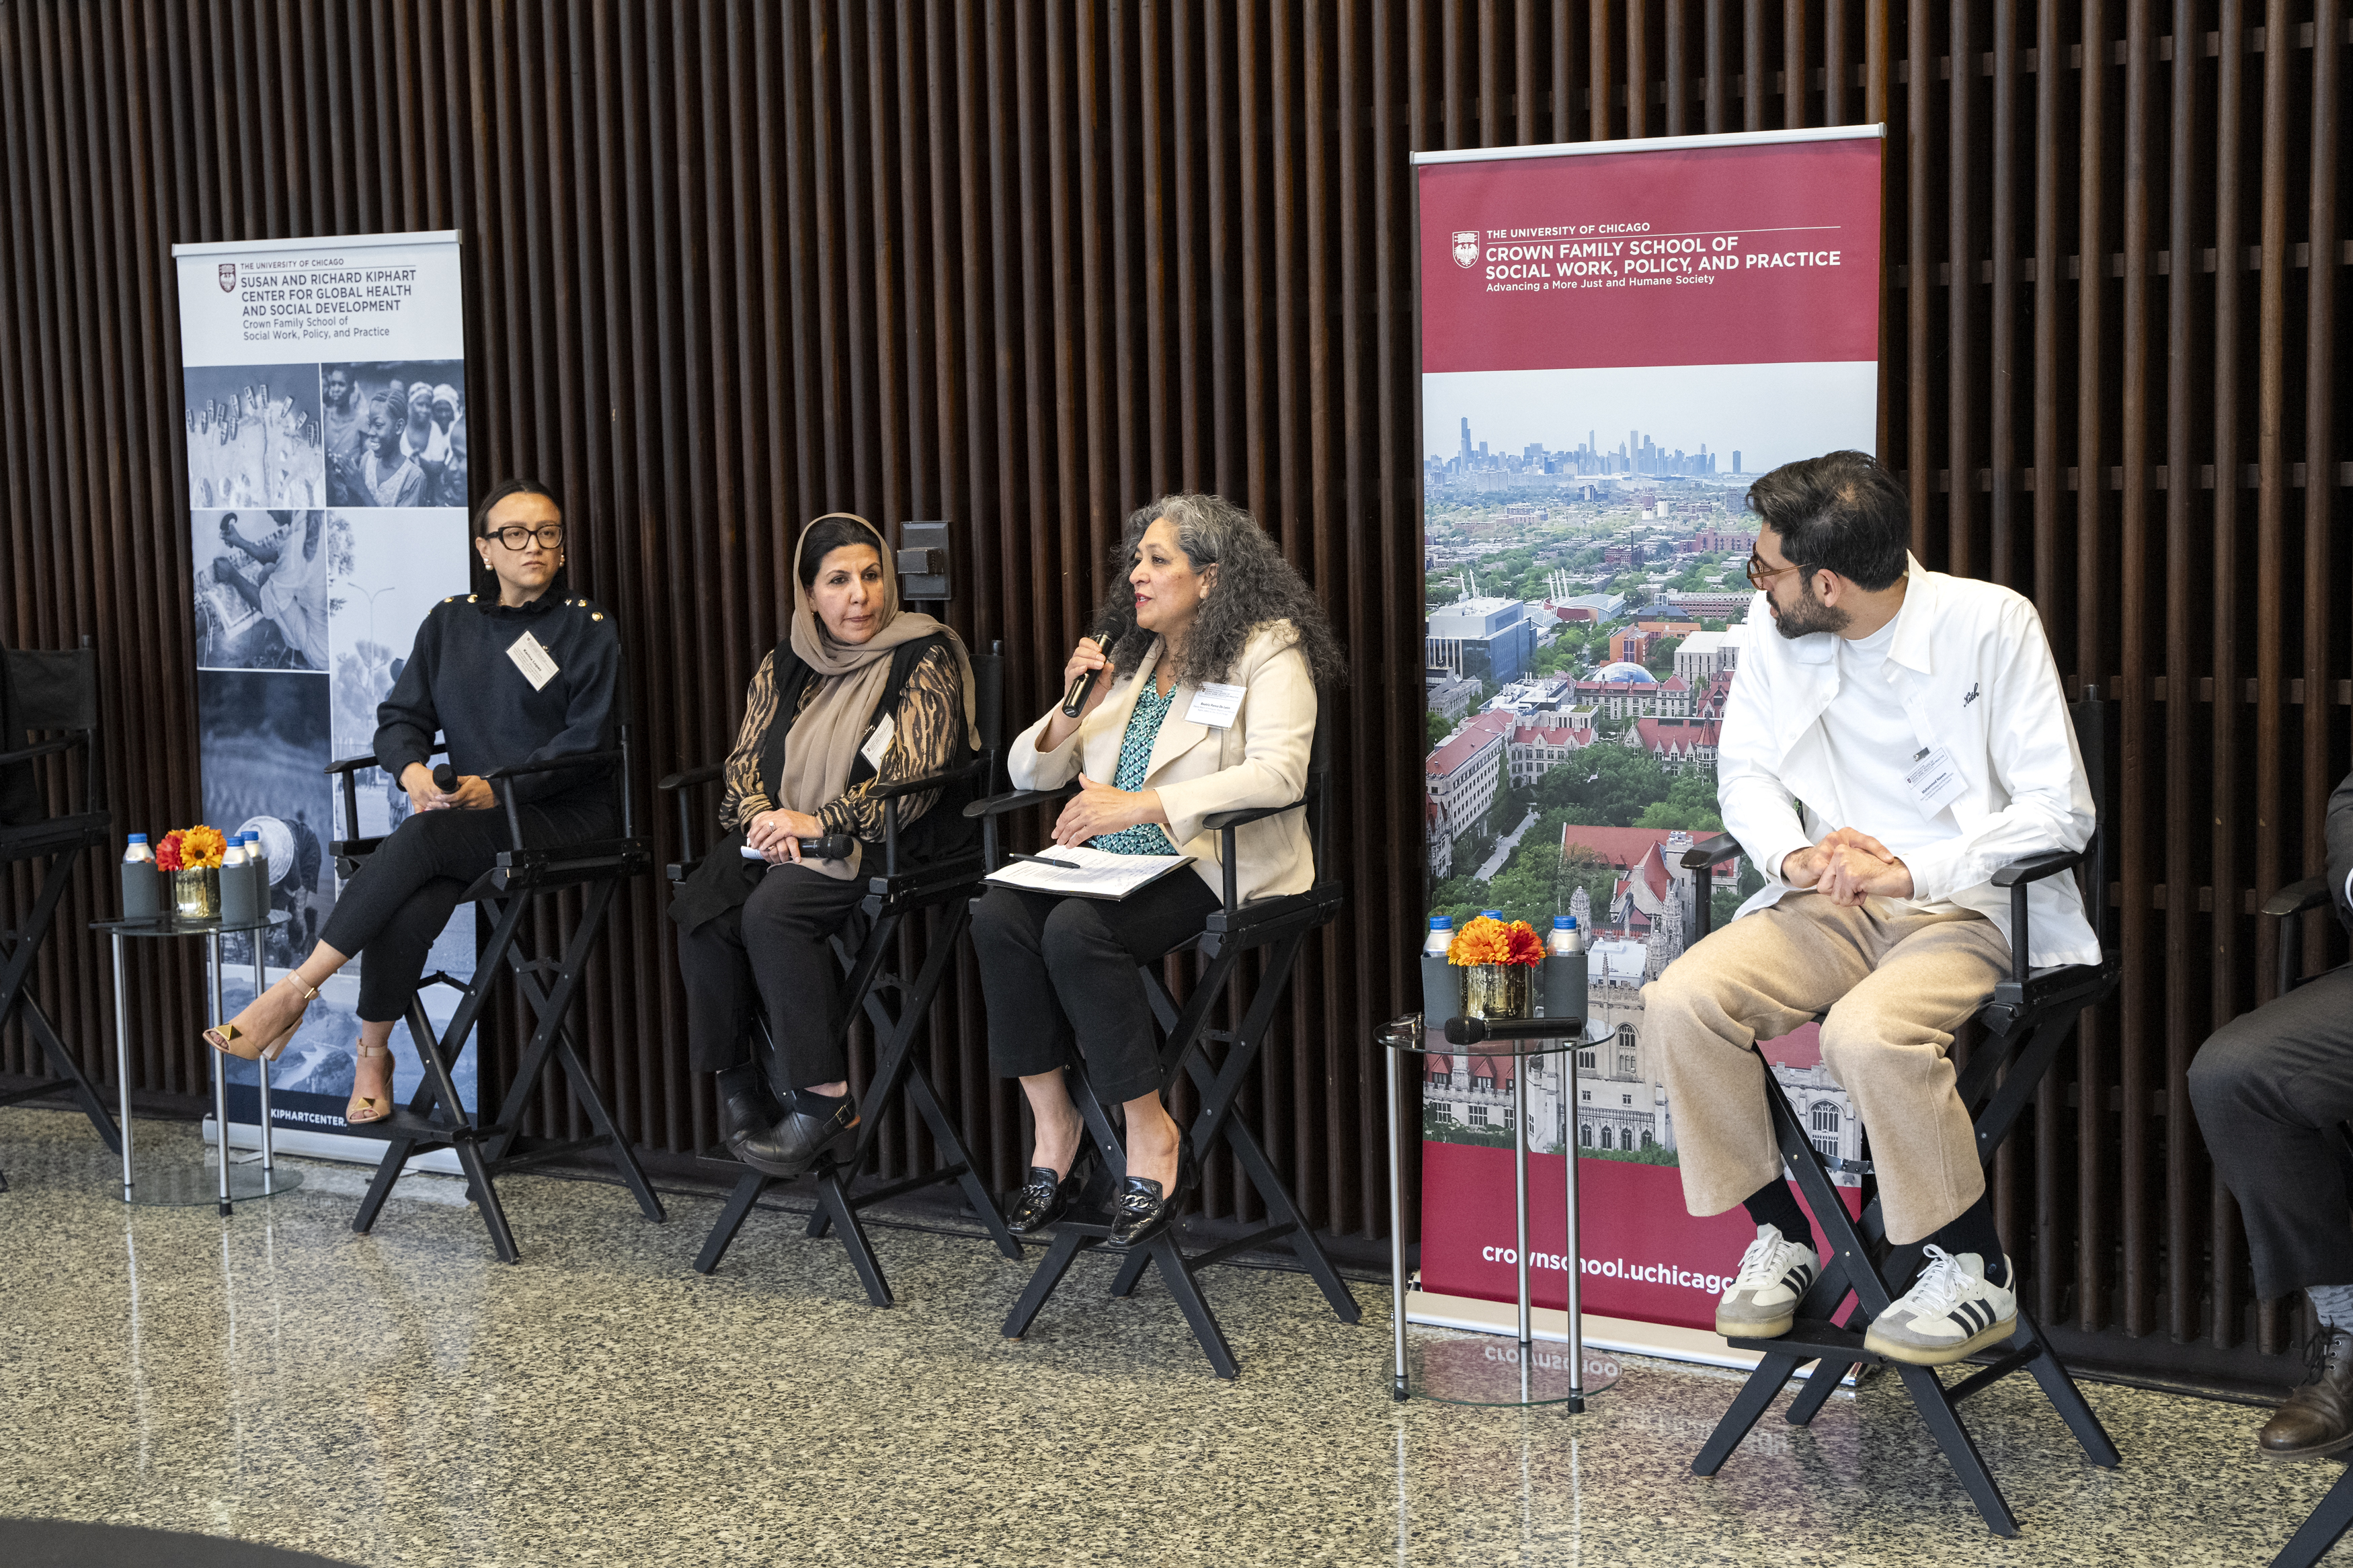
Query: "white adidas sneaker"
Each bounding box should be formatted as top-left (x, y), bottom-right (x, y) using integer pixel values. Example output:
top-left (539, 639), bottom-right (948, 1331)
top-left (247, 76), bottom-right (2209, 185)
top-left (1863, 1247), bottom-right (2019, 1365)
top-left (1715, 1224), bottom-right (1820, 1339)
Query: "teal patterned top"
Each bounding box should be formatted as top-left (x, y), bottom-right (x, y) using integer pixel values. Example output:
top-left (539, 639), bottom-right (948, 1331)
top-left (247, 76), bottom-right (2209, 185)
top-left (1092, 677), bottom-right (1181, 856)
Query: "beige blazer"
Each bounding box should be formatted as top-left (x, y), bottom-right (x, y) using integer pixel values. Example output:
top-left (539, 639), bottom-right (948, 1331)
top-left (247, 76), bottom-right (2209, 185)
top-left (1008, 622), bottom-right (1318, 904)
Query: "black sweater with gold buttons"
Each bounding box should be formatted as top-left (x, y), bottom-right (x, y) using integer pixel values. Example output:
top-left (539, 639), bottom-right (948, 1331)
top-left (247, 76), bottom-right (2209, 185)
top-left (373, 592), bottom-right (620, 809)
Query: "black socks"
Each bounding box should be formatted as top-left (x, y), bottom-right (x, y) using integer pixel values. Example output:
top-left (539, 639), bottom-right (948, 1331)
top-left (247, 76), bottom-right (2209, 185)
top-left (1741, 1180), bottom-right (1817, 1257)
top-left (789, 1084), bottom-right (848, 1118)
top-left (1933, 1195), bottom-right (2009, 1287)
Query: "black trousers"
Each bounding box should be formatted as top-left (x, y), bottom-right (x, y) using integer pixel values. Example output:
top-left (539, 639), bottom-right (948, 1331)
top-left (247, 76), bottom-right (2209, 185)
top-left (971, 874), bottom-right (1221, 1106)
top-left (318, 797), bottom-right (613, 1024)
top-left (674, 862), bottom-right (867, 1086)
top-left (2188, 964), bottom-right (2353, 1302)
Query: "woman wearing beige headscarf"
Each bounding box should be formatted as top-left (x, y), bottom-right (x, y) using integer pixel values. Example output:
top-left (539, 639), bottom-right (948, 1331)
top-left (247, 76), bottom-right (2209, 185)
top-left (670, 513), bottom-right (978, 1178)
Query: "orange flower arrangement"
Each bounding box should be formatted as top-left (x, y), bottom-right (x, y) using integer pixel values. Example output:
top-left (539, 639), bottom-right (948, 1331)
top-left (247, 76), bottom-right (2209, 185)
top-left (154, 825), bottom-right (227, 872)
top-left (1445, 915), bottom-right (1544, 967)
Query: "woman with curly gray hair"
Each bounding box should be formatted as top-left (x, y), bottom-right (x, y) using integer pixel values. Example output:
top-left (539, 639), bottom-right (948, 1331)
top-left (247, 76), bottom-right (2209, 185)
top-left (971, 494), bottom-right (1343, 1248)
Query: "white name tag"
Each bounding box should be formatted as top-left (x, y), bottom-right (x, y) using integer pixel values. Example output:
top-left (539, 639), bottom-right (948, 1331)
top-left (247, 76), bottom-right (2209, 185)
top-left (859, 713), bottom-right (895, 770)
top-left (1185, 682), bottom-right (1245, 729)
top-left (1904, 744), bottom-right (1969, 817)
top-left (506, 631), bottom-right (559, 690)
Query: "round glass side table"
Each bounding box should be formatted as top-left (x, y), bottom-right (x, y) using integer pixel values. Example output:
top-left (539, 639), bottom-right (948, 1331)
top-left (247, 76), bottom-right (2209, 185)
top-left (91, 910), bottom-right (302, 1214)
top-left (1379, 1012), bottom-right (1622, 1411)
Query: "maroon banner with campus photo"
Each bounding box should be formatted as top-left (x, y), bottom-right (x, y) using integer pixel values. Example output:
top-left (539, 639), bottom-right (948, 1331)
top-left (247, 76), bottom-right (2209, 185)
top-left (1412, 128), bottom-right (1882, 1337)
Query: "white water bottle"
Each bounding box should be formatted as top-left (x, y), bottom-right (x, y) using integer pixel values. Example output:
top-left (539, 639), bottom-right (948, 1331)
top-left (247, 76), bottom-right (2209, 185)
top-left (121, 834), bottom-right (159, 919)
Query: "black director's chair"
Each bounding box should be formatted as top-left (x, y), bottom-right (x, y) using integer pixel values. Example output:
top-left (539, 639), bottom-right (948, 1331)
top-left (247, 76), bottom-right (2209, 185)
top-left (666, 642), bottom-right (1022, 1307)
top-left (976, 705), bottom-right (1361, 1378)
top-left (2252, 872), bottom-right (2353, 1568)
top-left (0, 645), bottom-right (124, 1171)
top-left (325, 718), bottom-right (666, 1264)
top-left (1681, 691), bottom-right (2122, 1537)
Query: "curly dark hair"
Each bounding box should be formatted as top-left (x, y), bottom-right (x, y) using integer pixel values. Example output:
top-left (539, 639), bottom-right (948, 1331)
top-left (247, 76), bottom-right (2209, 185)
top-left (1090, 494), bottom-right (1346, 688)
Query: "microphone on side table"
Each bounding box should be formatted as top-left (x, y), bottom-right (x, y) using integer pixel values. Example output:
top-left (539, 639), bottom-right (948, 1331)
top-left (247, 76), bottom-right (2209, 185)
top-left (1443, 1014), bottom-right (1585, 1046)
top-left (1061, 632), bottom-right (1117, 718)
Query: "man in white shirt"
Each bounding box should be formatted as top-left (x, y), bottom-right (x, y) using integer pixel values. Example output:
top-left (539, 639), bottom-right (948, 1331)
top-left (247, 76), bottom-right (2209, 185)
top-left (1644, 450), bottom-right (2097, 1368)
top-left (2189, 773), bottom-right (2353, 1458)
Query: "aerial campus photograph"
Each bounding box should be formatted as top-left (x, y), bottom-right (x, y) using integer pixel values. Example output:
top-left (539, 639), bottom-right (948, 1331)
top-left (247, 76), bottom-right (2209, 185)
top-left (1418, 360), bottom-right (1876, 1163)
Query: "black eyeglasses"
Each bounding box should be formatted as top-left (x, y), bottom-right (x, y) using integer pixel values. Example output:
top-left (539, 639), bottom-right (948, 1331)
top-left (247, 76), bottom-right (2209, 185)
top-left (484, 523), bottom-right (564, 551)
top-left (1745, 552), bottom-right (1810, 591)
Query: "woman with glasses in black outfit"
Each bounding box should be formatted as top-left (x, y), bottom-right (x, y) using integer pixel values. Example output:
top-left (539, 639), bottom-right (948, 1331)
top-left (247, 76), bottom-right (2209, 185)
top-left (202, 480), bottom-right (622, 1127)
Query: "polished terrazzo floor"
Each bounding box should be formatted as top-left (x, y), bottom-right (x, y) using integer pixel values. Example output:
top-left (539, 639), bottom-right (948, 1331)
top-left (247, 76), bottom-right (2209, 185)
top-left (1, 1104), bottom-right (2344, 1566)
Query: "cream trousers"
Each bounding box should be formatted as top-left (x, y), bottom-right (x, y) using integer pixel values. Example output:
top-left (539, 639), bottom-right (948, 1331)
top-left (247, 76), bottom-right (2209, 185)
top-left (1643, 892), bottom-right (2011, 1247)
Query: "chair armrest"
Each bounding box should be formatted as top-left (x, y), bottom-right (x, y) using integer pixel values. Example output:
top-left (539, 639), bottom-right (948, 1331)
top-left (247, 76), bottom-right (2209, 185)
top-left (657, 763), bottom-right (725, 793)
top-left (481, 747), bottom-right (625, 782)
top-left (1990, 849), bottom-right (2082, 888)
top-left (2264, 875), bottom-right (2334, 919)
top-left (963, 786), bottom-right (1076, 820)
top-left (0, 734), bottom-right (82, 767)
top-left (1202, 798), bottom-right (1306, 832)
top-left (1679, 833), bottom-right (1743, 872)
top-left (324, 750), bottom-right (381, 776)
top-left (867, 756), bottom-right (987, 801)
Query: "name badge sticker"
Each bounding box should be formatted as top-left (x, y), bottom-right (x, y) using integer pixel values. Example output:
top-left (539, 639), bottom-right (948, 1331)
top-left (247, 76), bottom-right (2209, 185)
top-left (1185, 682), bottom-right (1246, 729)
top-left (506, 631), bottom-right (559, 691)
top-left (1903, 744), bottom-right (1970, 818)
top-left (859, 713), bottom-right (896, 770)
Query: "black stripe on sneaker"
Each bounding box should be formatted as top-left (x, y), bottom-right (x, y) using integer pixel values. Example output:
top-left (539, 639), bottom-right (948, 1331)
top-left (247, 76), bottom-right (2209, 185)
top-left (1780, 1268), bottom-right (1808, 1294)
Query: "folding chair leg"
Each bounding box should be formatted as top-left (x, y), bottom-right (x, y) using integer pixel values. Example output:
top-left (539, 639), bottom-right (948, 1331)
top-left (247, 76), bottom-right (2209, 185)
top-left (1211, 1116), bottom-right (1363, 1324)
top-left (1142, 1235), bottom-right (1240, 1379)
top-left (3, 999), bottom-right (123, 1155)
top-left (2013, 1309), bottom-right (2120, 1467)
top-left (2273, 1462), bottom-right (2353, 1568)
top-left (813, 1163), bottom-right (892, 1307)
top-left (453, 1137), bottom-right (520, 1266)
top-left (352, 1135), bottom-right (413, 1234)
top-left (1004, 1230), bottom-right (1094, 1339)
top-left (1692, 1353), bottom-right (1804, 1475)
top-left (1784, 1360), bottom-right (1851, 1426)
top-left (550, 1034), bottom-right (666, 1222)
top-left (1109, 1247), bottom-right (1151, 1298)
top-left (694, 1169), bottom-right (774, 1274)
top-left (1896, 1362), bottom-right (2017, 1536)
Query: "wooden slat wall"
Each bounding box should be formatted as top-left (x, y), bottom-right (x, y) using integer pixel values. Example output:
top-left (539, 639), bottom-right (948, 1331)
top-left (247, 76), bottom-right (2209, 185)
top-left (0, 1), bottom-right (2344, 1382)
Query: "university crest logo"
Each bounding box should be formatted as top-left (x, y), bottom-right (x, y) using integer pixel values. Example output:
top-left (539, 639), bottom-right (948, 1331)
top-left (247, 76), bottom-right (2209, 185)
top-left (218, 263), bottom-right (237, 292)
top-left (1451, 231), bottom-right (1480, 270)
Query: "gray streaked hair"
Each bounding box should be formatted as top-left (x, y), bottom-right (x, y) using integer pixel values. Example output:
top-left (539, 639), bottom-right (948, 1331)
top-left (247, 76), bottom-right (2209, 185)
top-left (1092, 493), bottom-right (1345, 689)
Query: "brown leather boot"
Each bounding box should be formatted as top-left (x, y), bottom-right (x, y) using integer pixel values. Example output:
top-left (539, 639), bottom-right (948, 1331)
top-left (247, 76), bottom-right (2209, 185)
top-left (2260, 1329), bottom-right (2353, 1460)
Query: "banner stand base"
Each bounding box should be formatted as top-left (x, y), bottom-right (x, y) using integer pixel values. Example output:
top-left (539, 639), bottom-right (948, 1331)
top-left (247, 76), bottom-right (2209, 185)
top-left (1408, 1288), bottom-right (1864, 1388)
top-left (204, 1116), bottom-right (463, 1177)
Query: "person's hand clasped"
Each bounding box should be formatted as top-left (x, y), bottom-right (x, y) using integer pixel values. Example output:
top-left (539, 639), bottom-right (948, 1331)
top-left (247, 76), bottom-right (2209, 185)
top-left (1783, 826), bottom-right (1912, 907)
top-left (400, 762), bottom-right (456, 815)
top-left (1051, 774), bottom-right (1158, 848)
top-left (445, 774), bottom-right (497, 811)
top-left (746, 807), bottom-right (824, 864)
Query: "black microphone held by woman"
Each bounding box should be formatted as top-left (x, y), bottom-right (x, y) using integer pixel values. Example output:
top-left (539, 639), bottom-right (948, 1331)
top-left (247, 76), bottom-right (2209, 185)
top-left (1060, 632), bottom-right (1115, 717)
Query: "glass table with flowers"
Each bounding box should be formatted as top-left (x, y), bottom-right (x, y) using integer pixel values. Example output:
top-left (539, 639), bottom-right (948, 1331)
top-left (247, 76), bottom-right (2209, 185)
top-left (1376, 913), bottom-right (1622, 1410)
top-left (95, 822), bottom-right (301, 1212)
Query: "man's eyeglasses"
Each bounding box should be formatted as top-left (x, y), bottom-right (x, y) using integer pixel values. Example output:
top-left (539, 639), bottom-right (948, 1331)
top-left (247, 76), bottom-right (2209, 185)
top-left (485, 523), bottom-right (564, 551)
top-left (1745, 552), bottom-right (1810, 591)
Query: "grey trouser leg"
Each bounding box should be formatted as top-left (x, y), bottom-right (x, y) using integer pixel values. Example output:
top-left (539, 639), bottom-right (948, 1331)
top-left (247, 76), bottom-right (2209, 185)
top-left (2189, 966), bottom-right (2353, 1302)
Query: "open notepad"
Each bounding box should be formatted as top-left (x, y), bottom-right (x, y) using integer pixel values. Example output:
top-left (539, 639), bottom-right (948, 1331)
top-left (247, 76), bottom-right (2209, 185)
top-left (984, 843), bottom-right (1197, 901)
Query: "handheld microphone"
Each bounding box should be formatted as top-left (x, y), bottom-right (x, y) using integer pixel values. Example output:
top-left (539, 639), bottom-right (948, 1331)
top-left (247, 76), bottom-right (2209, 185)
top-left (1061, 633), bottom-right (1116, 718)
top-left (1443, 1014), bottom-right (1585, 1046)
top-left (798, 834), bottom-right (856, 862)
top-left (431, 763), bottom-right (457, 794)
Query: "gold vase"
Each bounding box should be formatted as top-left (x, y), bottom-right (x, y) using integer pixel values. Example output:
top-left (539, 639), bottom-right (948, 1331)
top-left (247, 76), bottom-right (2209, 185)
top-left (172, 866), bottom-right (220, 919)
top-left (1461, 962), bottom-right (1531, 1021)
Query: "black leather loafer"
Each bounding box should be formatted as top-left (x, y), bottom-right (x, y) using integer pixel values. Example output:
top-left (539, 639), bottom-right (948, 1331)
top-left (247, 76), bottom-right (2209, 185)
top-left (715, 1064), bottom-right (781, 1162)
top-left (1108, 1130), bottom-right (1195, 1249)
top-left (1004, 1165), bottom-right (1078, 1233)
top-left (735, 1094), bottom-right (860, 1179)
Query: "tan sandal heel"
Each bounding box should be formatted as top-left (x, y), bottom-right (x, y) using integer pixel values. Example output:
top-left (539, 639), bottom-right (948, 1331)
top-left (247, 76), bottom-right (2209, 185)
top-left (203, 972), bottom-right (321, 1063)
top-left (345, 1041), bottom-right (395, 1125)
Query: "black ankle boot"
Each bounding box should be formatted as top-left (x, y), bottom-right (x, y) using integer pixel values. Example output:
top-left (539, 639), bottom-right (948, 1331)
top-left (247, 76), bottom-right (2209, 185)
top-left (714, 1064), bottom-right (778, 1158)
top-left (735, 1088), bottom-right (860, 1180)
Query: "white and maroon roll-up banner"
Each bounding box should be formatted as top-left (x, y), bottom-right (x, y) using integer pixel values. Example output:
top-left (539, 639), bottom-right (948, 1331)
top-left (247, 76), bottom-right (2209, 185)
top-left (1412, 127), bottom-right (1882, 1358)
